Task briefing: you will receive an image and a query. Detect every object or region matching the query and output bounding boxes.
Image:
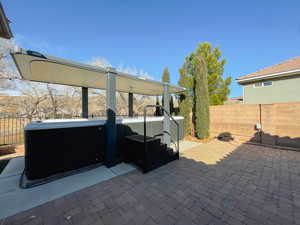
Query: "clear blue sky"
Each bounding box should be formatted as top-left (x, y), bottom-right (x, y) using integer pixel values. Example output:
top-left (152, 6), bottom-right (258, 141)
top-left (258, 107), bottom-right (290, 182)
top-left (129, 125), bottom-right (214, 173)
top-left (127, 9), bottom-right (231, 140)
top-left (3, 0), bottom-right (300, 97)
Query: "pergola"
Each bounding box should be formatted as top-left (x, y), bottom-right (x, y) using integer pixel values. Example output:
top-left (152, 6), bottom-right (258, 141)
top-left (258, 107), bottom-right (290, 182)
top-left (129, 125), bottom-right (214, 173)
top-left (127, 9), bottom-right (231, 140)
top-left (0, 3), bottom-right (13, 39)
top-left (12, 49), bottom-right (185, 166)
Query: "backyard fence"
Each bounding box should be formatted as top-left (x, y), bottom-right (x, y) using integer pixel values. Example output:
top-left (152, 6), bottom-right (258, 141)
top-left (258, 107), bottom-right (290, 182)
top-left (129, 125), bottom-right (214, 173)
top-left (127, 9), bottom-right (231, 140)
top-left (0, 114), bottom-right (100, 145)
top-left (210, 102), bottom-right (300, 149)
top-left (0, 116), bottom-right (31, 145)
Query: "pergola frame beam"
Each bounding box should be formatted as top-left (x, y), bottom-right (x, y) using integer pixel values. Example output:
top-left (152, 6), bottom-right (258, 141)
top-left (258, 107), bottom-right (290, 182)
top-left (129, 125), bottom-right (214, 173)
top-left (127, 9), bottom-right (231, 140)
top-left (128, 93), bottom-right (133, 117)
top-left (163, 83), bottom-right (170, 146)
top-left (81, 87), bottom-right (88, 118)
top-left (11, 49), bottom-right (185, 96)
top-left (105, 68), bottom-right (117, 167)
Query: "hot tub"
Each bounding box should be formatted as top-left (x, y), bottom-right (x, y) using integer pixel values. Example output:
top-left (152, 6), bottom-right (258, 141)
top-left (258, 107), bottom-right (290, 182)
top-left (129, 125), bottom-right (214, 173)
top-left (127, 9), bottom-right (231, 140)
top-left (22, 116), bottom-right (184, 186)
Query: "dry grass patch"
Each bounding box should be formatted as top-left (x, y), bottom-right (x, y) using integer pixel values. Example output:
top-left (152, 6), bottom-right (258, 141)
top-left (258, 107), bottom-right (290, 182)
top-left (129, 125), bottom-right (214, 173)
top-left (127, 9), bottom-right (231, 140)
top-left (184, 135), bottom-right (214, 143)
top-left (182, 139), bottom-right (240, 165)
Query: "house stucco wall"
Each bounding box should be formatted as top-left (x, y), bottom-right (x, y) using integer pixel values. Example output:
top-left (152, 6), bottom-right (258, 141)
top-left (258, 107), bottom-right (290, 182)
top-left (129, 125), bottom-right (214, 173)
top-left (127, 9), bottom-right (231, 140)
top-left (243, 75), bottom-right (300, 104)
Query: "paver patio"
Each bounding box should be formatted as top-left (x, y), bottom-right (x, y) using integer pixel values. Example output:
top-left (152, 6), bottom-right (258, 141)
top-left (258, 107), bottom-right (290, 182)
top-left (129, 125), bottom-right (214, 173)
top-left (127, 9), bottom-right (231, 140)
top-left (1, 140), bottom-right (300, 225)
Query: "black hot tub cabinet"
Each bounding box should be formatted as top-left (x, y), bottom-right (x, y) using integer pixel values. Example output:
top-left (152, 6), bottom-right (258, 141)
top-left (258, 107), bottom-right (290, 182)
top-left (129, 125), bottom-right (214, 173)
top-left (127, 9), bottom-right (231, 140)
top-left (22, 116), bottom-right (184, 187)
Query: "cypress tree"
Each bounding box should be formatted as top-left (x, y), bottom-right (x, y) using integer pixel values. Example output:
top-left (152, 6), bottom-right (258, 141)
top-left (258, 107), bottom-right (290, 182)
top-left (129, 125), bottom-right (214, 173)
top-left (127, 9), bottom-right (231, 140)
top-left (178, 42), bottom-right (231, 138)
top-left (178, 94), bottom-right (192, 135)
top-left (179, 52), bottom-right (211, 138)
top-left (178, 62), bottom-right (193, 136)
top-left (161, 68), bottom-right (174, 115)
top-left (162, 67), bottom-right (170, 83)
top-left (193, 56), bottom-right (209, 139)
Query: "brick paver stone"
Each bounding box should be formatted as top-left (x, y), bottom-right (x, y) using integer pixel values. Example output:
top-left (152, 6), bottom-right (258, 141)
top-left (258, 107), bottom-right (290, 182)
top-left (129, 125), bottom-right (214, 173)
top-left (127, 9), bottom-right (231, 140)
top-left (2, 140), bottom-right (300, 225)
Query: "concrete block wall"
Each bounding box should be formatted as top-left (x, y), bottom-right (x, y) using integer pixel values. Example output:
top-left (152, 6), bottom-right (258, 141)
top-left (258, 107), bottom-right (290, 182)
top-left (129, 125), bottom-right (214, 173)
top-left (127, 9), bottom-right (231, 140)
top-left (210, 102), bottom-right (300, 149)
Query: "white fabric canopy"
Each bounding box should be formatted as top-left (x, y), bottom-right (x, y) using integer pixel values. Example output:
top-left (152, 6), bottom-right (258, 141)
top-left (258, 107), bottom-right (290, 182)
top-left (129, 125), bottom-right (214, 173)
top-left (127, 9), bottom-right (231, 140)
top-left (12, 49), bottom-right (185, 96)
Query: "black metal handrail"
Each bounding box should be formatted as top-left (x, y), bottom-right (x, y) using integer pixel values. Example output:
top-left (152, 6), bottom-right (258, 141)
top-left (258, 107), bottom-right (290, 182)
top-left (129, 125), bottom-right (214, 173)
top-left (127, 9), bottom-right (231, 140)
top-left (143, 105), bottom-right (179, 153)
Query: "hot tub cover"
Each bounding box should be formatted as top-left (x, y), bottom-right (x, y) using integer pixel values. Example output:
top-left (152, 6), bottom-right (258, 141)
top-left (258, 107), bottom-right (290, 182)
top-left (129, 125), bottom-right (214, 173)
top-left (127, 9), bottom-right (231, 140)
top-left (25, 116), bottom-right (184, 130)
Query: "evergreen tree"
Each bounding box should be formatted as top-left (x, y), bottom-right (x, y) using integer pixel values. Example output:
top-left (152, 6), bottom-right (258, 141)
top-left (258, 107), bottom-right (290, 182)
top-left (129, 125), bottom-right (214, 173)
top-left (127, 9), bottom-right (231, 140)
top-left (178, 42), bottom-right (231, 137)
top-left (161, 67), bottom-right (174, 115)
top-left (162, 67), bottom-right (170, 83)
top-left (193, 56), bottom-right (209, 138)
top-left (178, 62), bottom-right (193, 136)
top-left (195, 42), bottom-right (231, 105)
top-left (178, 93), bottom-right (192, 135)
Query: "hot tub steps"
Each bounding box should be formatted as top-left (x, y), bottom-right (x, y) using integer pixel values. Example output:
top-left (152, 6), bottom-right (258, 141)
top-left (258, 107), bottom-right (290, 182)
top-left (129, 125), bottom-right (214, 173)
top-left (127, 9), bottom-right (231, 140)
top-left (124, 134), bottom-right (179, 173)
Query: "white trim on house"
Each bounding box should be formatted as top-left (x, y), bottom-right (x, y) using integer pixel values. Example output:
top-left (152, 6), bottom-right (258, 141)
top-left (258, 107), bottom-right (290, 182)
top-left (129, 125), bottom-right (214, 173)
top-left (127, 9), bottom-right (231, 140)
top-left (237, 69), bottom-right (300, 84)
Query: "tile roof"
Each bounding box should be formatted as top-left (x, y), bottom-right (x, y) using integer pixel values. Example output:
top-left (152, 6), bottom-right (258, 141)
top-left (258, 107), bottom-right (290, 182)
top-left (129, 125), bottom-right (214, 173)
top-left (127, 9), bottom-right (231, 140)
top-left (237, 56), bottom-right (300, 81)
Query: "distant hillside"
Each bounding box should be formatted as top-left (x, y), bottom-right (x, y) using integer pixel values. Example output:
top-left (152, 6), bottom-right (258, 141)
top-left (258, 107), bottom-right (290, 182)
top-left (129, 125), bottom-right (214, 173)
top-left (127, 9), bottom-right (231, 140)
top-left (0, 93), bottom-right (159, 117)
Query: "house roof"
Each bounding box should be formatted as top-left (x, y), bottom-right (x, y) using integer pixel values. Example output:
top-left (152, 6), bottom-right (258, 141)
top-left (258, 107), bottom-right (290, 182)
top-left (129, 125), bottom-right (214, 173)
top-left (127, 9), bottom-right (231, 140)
top-left (237, 56), bottom-right (300, 84)
top-left (0, 3), bottom-right (13, 39)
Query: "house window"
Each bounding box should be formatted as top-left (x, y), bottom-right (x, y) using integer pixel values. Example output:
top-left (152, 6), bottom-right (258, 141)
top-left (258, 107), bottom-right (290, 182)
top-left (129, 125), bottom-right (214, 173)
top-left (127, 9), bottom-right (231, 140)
top-left (253, 82), bottom-right (262, 87)
top-left (263, 81), bottom-right (273, 86)
top-left (253, 81), bottom-right (273, 87)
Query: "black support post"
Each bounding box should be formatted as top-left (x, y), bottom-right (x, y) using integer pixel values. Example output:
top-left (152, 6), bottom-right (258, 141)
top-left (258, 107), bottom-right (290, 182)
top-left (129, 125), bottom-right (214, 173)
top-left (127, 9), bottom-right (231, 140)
top-left (105, 68), bottom-right (118, 167)
top-left (82, 87), bottom-right (88, 118)
top-left (128, 92), bottom-right (133, 117)
top-left (163, 83), bottom-right (170, 146)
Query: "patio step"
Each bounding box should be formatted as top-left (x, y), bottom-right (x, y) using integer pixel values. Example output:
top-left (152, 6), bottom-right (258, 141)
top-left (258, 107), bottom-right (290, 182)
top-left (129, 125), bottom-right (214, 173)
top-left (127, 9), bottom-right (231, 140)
top-left (124, 134), bottom-right (178, 173)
